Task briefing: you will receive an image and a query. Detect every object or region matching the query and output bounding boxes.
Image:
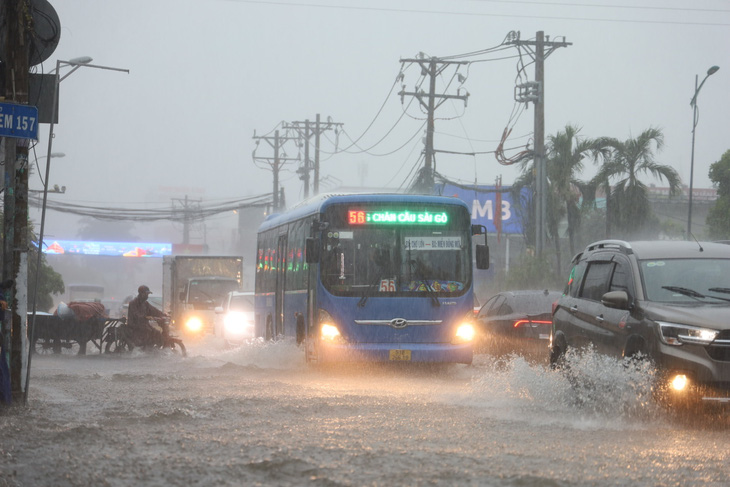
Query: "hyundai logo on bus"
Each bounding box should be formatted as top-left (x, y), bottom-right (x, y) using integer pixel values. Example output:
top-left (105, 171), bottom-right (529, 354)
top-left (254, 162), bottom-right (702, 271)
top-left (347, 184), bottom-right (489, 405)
top-left (390, 318), bottom-right (408, 329)
top-left (348, 209), bottom-right (449, 225)
top-left (0, 102), bottom-right (39, 140)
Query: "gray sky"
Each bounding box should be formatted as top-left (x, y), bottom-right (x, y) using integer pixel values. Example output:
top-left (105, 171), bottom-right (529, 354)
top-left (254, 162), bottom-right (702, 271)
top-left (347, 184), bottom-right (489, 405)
top-left (30, 0), bottom-right (730, 244)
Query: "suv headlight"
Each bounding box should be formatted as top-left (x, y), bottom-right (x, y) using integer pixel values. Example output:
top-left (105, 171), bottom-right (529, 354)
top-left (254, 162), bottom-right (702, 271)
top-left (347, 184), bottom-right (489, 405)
top-left (657, 321), bottom-right (719, 346)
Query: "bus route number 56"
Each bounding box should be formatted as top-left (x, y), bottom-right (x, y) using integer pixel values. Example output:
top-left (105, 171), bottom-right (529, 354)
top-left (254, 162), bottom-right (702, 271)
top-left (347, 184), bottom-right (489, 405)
top-left (379, 279), bottom-right (396, 292)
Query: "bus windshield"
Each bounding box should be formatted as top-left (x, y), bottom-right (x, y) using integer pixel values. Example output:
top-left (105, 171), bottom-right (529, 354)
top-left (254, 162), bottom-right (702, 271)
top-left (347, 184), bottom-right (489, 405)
top-left (321, 225), bottom-right (470, 297)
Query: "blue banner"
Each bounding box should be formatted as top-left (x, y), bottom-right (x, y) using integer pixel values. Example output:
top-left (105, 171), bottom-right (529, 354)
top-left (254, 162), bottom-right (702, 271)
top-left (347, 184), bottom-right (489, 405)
top-left (435, 183), bottom-right (530, 235)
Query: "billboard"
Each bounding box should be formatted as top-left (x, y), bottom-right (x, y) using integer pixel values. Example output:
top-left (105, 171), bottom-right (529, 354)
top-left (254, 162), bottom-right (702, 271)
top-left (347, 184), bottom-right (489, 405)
top-left (42, 240), bottom-right (172, 257)
top-left (435, 183), bottom-right (530, 235)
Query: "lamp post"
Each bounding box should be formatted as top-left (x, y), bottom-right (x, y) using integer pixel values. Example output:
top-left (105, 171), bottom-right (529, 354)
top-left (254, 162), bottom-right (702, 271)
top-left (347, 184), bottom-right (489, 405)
top-left (25, 58), bottom-right (129, 404)
top-left (28, 152), bottom-right (65, 194)
top-left (687, 65), bottom-right (719, 239)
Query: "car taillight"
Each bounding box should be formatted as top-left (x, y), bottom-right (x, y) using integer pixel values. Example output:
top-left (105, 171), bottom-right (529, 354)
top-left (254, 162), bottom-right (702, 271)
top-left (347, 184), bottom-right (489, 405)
top-left (513, 319), bottom-right (551, 328)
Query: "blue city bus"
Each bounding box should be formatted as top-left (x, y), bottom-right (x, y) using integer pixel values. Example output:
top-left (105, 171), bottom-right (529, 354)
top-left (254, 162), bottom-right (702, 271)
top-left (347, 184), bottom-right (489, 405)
top-left (254, 193), bottom-right (489, 364)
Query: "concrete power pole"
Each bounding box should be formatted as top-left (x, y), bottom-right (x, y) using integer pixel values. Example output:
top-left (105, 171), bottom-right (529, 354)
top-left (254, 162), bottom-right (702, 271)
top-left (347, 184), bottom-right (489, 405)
top-left (398, 56), bottom-right (469, 194)
top-left (284, 114), bottom-right (342, 198)
top-left (172, 195), bottom-right (202, 245)
top-left (2, 0), bottom-right (31, 402)
top-left (252, 129), bottom-right (298, 211)
top-left (507, 31), bottom-right (571, 256)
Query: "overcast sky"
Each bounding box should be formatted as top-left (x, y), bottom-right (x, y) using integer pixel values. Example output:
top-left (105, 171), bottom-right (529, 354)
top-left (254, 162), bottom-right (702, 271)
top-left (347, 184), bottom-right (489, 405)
top-left (29, 0), bottom-right (730, 244)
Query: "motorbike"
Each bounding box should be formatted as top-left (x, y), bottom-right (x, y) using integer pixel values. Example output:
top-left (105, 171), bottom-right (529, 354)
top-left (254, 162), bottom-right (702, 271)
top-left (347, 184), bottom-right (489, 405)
top-left (104, 316), bottom-right (187, 357)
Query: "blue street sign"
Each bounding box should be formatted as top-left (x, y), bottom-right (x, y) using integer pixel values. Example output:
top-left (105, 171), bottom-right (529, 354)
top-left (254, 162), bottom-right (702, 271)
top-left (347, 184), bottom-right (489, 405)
top-left (0, 102), bottom-right (39, 140)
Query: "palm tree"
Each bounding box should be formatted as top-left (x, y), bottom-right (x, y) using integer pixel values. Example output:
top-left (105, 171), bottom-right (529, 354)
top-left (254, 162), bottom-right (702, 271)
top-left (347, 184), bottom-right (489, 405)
top-left (546, 125), bottom-right (611, 260)
top-left (592, 128), bottom-right (681, 238)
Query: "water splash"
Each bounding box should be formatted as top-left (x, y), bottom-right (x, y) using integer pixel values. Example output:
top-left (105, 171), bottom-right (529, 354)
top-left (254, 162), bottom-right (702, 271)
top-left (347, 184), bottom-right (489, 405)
top-left (466, 348), bottom-right (663, 429)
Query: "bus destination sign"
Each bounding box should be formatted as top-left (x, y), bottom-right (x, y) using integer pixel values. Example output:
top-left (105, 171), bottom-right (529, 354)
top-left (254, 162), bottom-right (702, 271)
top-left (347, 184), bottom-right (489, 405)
top-left (348, 209), bottom-right (449, 225)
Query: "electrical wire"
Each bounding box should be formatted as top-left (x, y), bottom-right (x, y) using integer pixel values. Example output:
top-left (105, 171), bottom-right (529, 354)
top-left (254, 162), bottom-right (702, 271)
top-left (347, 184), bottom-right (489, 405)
top-left (228, 0), bottom-right (730, 27)
top-left (28, 193), bottom-right (274, 222)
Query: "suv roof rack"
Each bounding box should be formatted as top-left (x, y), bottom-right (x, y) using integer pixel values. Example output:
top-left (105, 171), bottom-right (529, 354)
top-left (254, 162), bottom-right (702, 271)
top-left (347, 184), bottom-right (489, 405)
top-left (586, 239), bottom-right (633, 254)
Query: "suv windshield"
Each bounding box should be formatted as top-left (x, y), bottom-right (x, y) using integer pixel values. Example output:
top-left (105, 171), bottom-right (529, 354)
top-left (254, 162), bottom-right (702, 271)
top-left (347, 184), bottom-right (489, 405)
top-left (229, 294), bottom-right (254, 312)
top-left (640, 258), bottom-right (730, 304)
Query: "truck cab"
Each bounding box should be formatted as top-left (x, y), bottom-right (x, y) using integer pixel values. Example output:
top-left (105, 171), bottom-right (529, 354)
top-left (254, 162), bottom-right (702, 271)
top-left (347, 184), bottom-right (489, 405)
top-left (178, 276), bottom-right (241, 335)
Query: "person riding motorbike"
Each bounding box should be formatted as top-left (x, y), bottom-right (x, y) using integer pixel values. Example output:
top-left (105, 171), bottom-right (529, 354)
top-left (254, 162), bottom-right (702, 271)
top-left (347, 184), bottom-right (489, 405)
top-left (127, 285), bottom-right (167, 347)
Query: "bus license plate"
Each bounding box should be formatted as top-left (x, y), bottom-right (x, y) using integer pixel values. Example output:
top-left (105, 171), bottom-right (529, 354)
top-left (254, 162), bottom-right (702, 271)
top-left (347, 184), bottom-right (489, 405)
top-left (389, 349), bottom-right (411, 361)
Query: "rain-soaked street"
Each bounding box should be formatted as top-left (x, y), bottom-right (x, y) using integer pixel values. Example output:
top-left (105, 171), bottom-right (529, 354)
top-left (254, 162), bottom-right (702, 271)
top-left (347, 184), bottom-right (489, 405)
top-left (2, 338), bottom-right (729, 487)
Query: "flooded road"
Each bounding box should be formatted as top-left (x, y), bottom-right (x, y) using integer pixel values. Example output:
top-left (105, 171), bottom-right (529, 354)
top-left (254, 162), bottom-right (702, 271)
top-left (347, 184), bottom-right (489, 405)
top-left (2, 338), bottom-right (729, 486)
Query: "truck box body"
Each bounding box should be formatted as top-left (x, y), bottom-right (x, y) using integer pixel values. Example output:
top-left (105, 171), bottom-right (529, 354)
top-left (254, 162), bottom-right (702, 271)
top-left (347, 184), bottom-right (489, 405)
top-left (162, 255), bottom-right (243, 335)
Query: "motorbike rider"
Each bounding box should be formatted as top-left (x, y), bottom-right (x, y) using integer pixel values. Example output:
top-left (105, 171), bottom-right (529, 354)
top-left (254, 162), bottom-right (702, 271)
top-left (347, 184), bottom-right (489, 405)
top-left (127, 285), bottom-right (167, 346)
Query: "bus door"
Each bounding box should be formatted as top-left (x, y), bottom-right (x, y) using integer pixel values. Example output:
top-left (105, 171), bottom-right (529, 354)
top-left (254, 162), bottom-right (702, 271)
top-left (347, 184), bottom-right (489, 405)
top-left (275, 234), bottom-right (287, 337)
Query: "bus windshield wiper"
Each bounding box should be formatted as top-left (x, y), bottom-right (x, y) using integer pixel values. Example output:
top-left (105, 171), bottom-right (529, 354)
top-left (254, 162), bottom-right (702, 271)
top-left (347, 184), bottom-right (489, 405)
top-left (709, 287), bottom-right (730, 294)
top-left (662, 286), bottom-right (730, 303)
top-left (357, 272), bottom-right (386, 308)
top-left (409, 260), bottom-right (440, 307)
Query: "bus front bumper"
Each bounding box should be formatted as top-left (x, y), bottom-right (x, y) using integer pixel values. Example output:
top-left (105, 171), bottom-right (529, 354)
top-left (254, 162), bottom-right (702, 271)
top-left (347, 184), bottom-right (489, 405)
top-left (317, 341), bottom-right (473, 365)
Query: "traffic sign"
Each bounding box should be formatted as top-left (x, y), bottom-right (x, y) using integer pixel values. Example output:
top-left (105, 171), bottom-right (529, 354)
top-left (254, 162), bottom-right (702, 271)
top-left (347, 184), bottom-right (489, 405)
top-left (0, 102), bottom-right (39, 140)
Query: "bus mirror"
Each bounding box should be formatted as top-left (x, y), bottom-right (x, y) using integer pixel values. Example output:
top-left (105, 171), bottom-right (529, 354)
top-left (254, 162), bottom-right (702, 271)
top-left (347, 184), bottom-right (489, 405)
top-left (475, 244), bottom-right (489, 270)
top-left (305, 237), bottom-right (320, 264)
top-left (471, 224), bottom-right (486, 236)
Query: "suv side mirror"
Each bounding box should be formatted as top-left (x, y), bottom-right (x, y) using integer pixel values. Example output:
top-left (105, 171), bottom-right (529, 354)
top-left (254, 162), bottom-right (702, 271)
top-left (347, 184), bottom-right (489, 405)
top-left (601, 290), bottom-right (630, 310)
top-left (305, 237), bottom-right (320, 264)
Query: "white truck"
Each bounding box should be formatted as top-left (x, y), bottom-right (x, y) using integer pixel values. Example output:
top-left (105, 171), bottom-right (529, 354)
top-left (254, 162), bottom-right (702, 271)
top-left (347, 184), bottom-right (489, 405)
top-left (162, 255), bottom-right (243, 336)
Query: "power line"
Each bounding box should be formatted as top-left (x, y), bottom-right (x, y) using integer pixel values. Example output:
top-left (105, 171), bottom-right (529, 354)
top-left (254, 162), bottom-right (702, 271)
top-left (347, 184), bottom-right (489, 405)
top-left (227, 0), bottom-right (730, 27)
top-left (28, 193), bottom-right (273, 222)
top-left (461, 0), bottom-right (730, 14)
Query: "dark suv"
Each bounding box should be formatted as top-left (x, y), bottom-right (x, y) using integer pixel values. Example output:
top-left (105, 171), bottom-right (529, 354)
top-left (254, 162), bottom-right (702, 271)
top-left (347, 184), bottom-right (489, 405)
top-left (550, 240), bottom-right (730, 405)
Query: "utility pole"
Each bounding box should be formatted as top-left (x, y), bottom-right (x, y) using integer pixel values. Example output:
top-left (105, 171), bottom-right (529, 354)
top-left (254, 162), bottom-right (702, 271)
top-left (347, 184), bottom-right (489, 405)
top-left (284, 114), bottom-right (342, 198)
top-left (2, 0), bottom-right (31, 402)
top-left (171, 195), bottom-right (202, 245)
top-left (252, 129), bottom-right (298, 211)
top-left (507, 31), bottom-right (571, 256)
top-left (398, 56), bottom-right (469, 193)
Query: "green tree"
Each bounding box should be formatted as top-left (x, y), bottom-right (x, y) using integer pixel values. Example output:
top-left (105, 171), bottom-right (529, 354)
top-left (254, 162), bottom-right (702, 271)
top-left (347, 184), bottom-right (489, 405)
top-left (706, 149), bottom-right (730, 240)
top-left (28, 240), bottom-right (65, 312)
top-left (0, 212), bottom-right (65, 312)
top-left (592, 128), bottom-right (681, 238)
top-left (546, 125), bottom-right (611, 259)
top-left (512, 125), bottom-right (609, 274)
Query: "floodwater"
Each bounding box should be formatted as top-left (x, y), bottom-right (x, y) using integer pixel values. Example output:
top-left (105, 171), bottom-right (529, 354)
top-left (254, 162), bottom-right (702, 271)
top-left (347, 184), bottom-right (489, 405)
top-left (1, 338), bottom-right (729, 487)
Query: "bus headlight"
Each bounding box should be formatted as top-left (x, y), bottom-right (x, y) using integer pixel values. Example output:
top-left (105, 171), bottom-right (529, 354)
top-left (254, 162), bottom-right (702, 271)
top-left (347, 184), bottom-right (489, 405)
top-left (185, 316), bottom-right (204, 333)
top-left (453, 322), bottom-right (476, 343)
top-left (321, 324), bottom-right (342, 341)
top-left (318, 309), bottom-right (345, 343)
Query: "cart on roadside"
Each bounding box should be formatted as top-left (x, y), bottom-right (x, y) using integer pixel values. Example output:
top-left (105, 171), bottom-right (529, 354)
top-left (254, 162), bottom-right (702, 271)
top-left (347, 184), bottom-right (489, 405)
top-left (30, 302), bottom-right (122, 355)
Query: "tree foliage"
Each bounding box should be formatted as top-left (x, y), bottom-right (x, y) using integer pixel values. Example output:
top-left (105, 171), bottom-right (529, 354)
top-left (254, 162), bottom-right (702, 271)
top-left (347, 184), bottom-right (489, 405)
top-left (512, 125), bottom-right (611, 275)
top-left (706, 149), bottom-right (730, 240)
top-left (591, 128), bottom-right (681, 239)
top-left (0, 212), bottom-right (65, 312)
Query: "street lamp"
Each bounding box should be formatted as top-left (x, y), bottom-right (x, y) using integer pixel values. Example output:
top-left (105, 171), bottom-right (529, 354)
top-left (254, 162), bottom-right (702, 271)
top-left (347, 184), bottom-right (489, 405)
top-left (687, 65), bottom-right (719, 239)
top-left (28, 152), bottom-right (65, 193)
top-left (26, 57), bottom-right (129, 404)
